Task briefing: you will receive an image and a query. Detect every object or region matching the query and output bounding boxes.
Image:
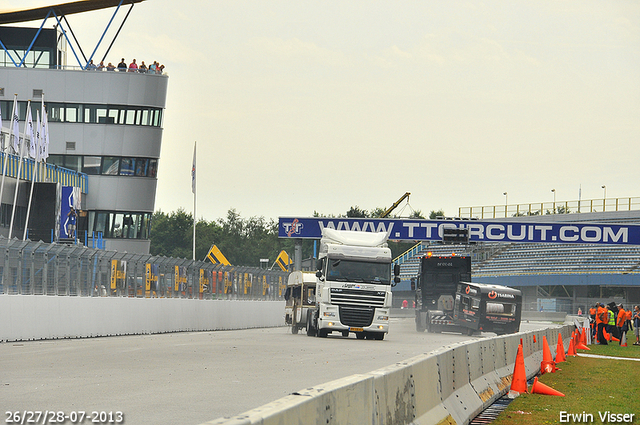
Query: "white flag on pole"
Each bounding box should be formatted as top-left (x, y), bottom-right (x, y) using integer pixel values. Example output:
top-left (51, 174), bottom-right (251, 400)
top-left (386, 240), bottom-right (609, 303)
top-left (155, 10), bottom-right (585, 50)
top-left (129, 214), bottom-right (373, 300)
top-left (191, 142), bottom-right (196, 194)
top-left (42, 109), bottom-right (49, 162)
top-left (26, 107), bottom-right (35, 158)
top-left (11, 97), bottom-right (20, 154)
top-left (35, 111), bottom-right (41, 161)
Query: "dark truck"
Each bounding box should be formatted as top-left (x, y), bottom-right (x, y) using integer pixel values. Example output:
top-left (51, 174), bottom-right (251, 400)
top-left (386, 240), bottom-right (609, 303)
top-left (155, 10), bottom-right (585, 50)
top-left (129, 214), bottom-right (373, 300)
top-left (414, 253), bottom-right (521, 335)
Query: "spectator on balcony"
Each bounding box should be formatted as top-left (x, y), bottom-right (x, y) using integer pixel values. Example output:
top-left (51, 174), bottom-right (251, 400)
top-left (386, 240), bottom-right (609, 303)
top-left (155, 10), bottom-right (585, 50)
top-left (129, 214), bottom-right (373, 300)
top-left (106, 62), bottom-right (116, 71)
top-left (117, 58), bottom-right (127, 71)
top-left (128, 59), bottom-right (138, 72)
top-left (157, 64), bottom-right (165, 74)
top-left (139, 61), bottom-right (147, 73)
top-left (86, 60), bottom-right (97, 70)
top-left (149, 61), bottom-right (157, 73)
top-left (97, 61), bottom-right (105, 71)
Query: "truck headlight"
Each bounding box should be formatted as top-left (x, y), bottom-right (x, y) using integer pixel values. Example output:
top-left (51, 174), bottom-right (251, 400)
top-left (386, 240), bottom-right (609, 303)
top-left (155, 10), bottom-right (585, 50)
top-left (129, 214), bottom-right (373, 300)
top-left (376, 315), bottom-right (389, 321)
top-left (323, 312), bottom-right (336, 317)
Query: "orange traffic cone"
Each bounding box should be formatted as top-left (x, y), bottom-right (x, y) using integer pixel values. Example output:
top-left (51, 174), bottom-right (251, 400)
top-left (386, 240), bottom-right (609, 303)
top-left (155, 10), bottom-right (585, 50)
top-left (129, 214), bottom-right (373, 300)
top-left (540, 360), bottom-right (558, 374)
top-left (542, 336), bottom-right (553, 362)
top-left (576, 341), bottom-right (590, 350)
top-left (581, 328), bottom-right (588, 345)
top-left (567, 338), bottom-right (577, 356)
top-left (530, 377), bottom-right (565, 396)
top-left (540, 336), bottom-right (557, 374)
top-left (603, 328), bottom-right (611, 342)
top-left (556, 334), bottom-right (566, 363)
top-left (620, 331), bottom-right (628, 347)
top-left (509, 344), bottom-right (527, 395)
top-left (611, 335), bottom-right (620, 342)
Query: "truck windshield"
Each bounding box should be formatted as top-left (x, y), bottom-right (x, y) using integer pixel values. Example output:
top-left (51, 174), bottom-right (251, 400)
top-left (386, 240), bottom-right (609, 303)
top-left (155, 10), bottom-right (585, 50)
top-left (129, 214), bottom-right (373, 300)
top-left (326, 259), bottom-right (391, 284)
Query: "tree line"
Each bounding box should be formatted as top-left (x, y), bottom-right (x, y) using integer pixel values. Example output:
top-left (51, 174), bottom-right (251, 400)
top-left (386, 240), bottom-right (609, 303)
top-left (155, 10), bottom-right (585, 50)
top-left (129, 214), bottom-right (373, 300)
top-left (150, 207), bottom-right (446, 267)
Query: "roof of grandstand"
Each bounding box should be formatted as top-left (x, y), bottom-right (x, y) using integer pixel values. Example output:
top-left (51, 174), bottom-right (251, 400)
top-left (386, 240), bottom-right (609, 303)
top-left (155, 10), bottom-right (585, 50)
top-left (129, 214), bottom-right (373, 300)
top-left (0, 0), bottom-right (145, 25)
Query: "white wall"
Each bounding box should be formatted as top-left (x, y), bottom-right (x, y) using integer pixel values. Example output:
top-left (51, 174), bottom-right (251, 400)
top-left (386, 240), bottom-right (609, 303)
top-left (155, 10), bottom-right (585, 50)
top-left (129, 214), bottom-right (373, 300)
top-left (0, 295), bottom-right (285, 342)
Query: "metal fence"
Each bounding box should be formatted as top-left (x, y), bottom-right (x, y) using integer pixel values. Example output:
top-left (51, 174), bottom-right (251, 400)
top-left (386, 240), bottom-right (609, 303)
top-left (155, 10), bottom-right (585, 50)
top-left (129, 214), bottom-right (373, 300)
top-left (0, 238), bottom-right (290, 300)
top-left (458, 196), bottom-right (640, 219)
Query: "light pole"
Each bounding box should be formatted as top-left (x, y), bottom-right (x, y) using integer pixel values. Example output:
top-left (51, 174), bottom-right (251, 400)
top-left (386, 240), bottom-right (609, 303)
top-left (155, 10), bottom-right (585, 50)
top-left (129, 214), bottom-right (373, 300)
top-left (503, 192), bottom-right (508, 217)
top-left (551, 189), bottom-right (556, 213)
top-left (602, 185), bottom-right (606, 212)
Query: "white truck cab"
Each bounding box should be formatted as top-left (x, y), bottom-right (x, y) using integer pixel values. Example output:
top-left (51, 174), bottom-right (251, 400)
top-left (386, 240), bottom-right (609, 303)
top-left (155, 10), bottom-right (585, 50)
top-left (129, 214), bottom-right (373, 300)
top-left (307, 228), bottom-right (399, 340)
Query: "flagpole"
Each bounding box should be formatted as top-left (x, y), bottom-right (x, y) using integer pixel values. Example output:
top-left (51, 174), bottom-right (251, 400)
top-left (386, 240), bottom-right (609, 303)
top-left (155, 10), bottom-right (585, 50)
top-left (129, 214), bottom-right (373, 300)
top-left (0, 94), bottom-right (17, 229)
top-left (23, 107), bottom-right (41, 240)
top-left (192, 141), bottom-right (196, 261)
top-left (9, 100), bottom-right (30, 239)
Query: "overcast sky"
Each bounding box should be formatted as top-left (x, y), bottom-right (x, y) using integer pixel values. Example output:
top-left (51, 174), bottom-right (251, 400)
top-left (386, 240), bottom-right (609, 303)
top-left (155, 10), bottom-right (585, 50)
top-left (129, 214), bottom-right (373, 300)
top-left (3, 1), bottom-right (639, 222)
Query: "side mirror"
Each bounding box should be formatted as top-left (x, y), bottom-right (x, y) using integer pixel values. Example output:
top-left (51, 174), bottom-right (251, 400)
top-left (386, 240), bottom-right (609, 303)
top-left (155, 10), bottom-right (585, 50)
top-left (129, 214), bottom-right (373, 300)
top-left (394, 264), bottom-right (400, 276)
top-left (392, 276), bottom-right (400, 287)
top-left (316, 270), bottom-right (323, 279)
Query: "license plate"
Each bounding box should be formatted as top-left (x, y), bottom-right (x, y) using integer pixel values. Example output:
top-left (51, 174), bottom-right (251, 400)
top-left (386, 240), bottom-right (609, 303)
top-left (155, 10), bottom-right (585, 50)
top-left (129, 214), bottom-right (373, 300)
top-left (350, 327), bottom-right (364, 332)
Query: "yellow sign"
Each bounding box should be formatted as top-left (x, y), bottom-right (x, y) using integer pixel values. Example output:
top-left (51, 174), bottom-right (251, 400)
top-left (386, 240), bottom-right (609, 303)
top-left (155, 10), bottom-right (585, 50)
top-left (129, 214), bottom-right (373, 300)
top-left (262, 275), bottom-right (268, 296)
top-left (206, 245), bottom-right (231, 266)
top-left (275, 250), bottom-right (292, 272)
top-left (174, 265), bottom-right (187, 291)
top-left (243, 273), bottom-right (251, 295)
top-left (199, 269), bottom-right (209, 293)
top-left (111, 259), bottom-right (126, 290)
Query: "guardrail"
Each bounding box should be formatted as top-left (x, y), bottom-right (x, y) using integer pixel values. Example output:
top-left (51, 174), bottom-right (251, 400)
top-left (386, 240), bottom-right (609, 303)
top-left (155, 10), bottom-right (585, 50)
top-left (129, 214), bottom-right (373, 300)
top-left (459, 197), bottom-right (640, 219)
top-left (205, 325), bottom-right (573, 425)
top-left (0, 238), bottom-right (289, 300)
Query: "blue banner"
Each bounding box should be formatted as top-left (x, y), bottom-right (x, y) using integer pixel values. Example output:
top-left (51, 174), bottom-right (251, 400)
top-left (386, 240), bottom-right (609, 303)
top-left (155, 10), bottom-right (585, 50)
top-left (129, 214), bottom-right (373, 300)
top-left (278, 217), bottom-right (640, 245)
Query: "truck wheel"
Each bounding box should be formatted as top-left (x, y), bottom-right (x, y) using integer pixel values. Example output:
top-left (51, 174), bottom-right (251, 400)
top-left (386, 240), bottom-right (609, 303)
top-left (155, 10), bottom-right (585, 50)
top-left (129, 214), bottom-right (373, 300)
top-left (292, 325), bottom-right (298, 334)
top-left (317, 329), bottom-right (328, 338)
top-left (466, 328), bottom-right (474, 336)
top-left (355, 332), bottom-right (365, 340)
top-left (416, 320), bottom-right (425, 332)
top-left (306, 314), bottom-right (316, 337)
top-left (374, 333), bottom-right (385, 341)
top-left (341, 330), bottom-right (349, 337)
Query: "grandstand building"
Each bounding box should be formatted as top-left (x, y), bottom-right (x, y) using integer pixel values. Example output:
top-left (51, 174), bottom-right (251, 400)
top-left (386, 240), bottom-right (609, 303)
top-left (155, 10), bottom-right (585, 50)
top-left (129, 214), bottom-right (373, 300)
top-left (0, 0), bottom-right (166, 254)
top-left (395, 208), bottom-right (640, 314)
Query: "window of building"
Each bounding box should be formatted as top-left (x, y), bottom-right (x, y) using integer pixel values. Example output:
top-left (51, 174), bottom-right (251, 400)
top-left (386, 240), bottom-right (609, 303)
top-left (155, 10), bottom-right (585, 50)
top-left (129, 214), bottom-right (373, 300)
top-left (63, 155), bottom-right (82, 172)
top-left (65, 104), bottom-right (82, 123)
top-left (48, 103), bottom-right (64, 122)
top-left (120, 158), bottom-right (135, 176)
top-left (148, 159), bottom-right (158, 178)
top-left (48, 154), bottom-right (158, 177)
top-left (82, 156), bottom-right (101, 175)
top-left (102, 157), bottom-right (120, 175)
top-left (48, 154), bottom-right (64, 168)
top-left (107, 108), bottom-right (119, 124)
top-left (135, 158), bottom-right (148, 176)
top-left (88, 211), bottom-right (152, 239)
top-left (125, 109), bottom-right (136, 125)
top-left (7, 101), bottom-right (163, 127)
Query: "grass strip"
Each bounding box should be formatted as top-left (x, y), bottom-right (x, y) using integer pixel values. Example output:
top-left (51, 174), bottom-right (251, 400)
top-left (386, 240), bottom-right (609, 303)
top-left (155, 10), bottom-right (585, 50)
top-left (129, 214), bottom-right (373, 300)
top-left (492, 342), bottom-right (640, 425)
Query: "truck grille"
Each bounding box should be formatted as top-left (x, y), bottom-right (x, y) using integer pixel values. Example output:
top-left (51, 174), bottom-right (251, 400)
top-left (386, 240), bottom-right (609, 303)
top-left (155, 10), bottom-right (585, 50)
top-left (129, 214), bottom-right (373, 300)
top-left (339, 306), bottom-right (374, 327)
top-left (329, 288), bottom-right (386, 308)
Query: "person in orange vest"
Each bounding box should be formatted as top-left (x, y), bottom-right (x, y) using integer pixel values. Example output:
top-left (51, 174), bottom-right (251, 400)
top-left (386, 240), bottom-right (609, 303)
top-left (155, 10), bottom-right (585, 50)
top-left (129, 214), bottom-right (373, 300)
top-left (596, 303), bottom-right (608, 345)
top-left (617, 304), bottom-right (627, 345)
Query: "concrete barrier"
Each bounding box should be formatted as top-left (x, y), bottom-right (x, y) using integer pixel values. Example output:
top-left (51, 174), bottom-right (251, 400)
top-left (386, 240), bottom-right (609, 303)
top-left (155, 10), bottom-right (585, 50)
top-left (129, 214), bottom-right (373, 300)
top-left (0, 295), bottom-right (285, 341)
top-left (205, 325), bottom-right (574, 425)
